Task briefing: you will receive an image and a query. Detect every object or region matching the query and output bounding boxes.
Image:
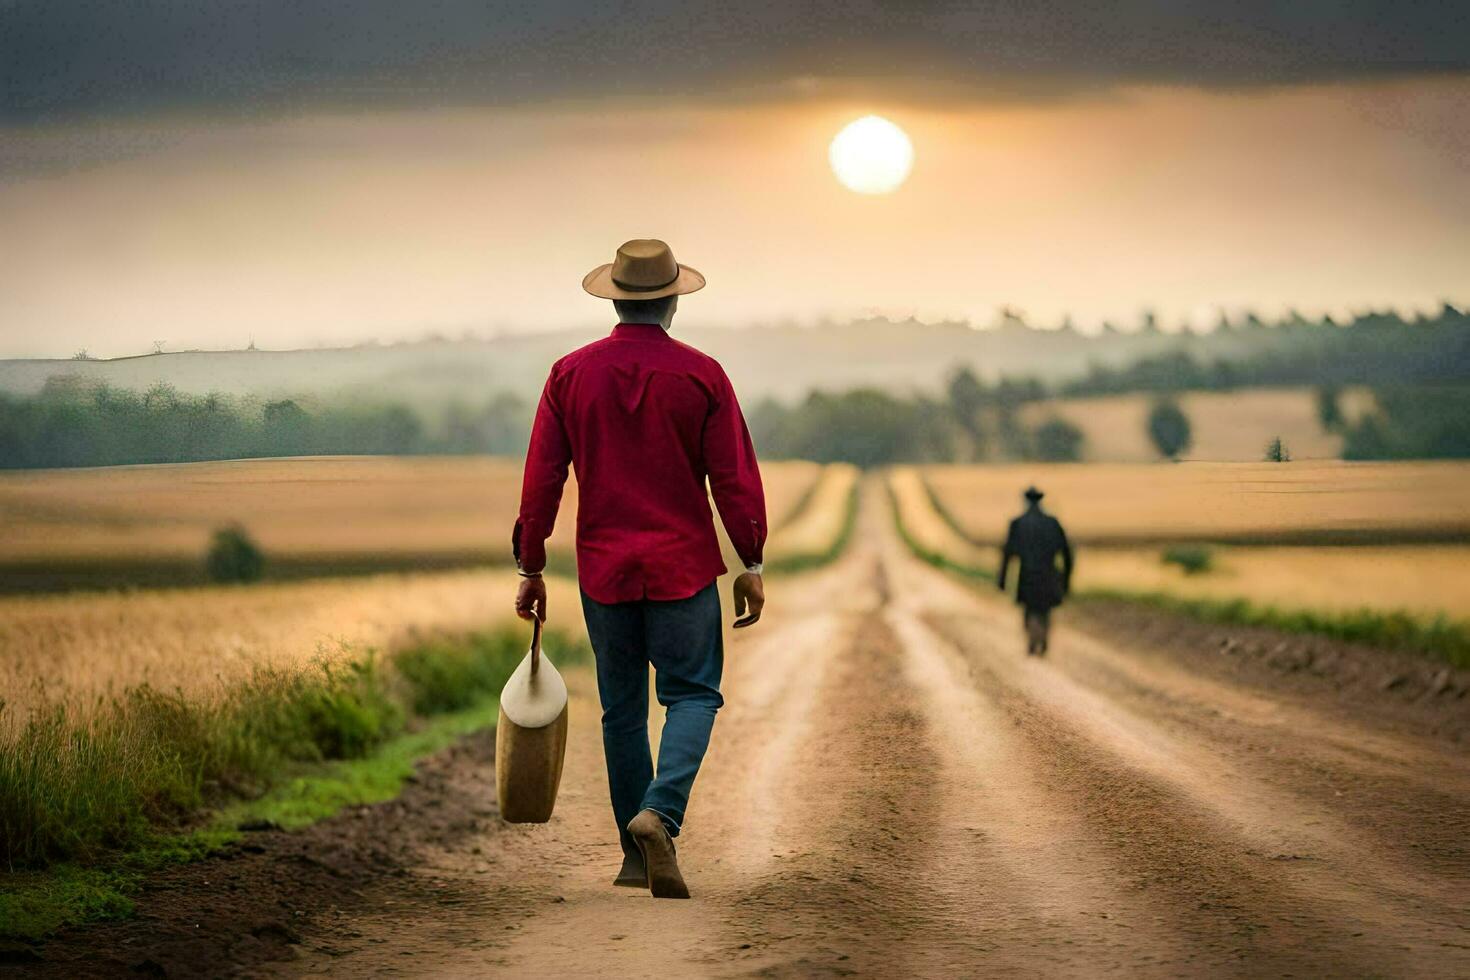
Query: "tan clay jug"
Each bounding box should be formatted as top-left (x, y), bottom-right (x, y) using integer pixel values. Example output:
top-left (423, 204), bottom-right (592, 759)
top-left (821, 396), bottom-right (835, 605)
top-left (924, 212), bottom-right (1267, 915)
top-left (495, 619), bottom-right (569, 823)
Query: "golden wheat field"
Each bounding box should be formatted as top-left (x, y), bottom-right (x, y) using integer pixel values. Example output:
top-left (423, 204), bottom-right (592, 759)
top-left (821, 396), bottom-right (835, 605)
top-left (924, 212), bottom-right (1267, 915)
top-left (1074, 545), bottom-right (1470, 619)
top-left (1018, 386), bottom-right (1377, 463)
top-left (0, 457), bottom-right (538, 563)
top-left (924, 461), bottom-right (1470, 545)
top-left (0, 570), bottom-right (584, 720)
top-left (768, 463), bottom-right (857, 559)
top-left (0, 459), bottom-right (839, 718)
top-left (0, 456), bottom-right (821, 567)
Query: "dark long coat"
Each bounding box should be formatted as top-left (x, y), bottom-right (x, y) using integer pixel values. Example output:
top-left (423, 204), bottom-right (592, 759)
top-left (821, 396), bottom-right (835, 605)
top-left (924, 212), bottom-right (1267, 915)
top-left (999, 507), bottom-right (1074, 611)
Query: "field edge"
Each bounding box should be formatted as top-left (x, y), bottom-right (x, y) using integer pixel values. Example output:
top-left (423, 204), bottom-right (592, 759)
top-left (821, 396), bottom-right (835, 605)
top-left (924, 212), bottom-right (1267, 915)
top-left (888, 468), bottom-right (1470, 668)
top-left (0, 626), bottom-right (590, 944)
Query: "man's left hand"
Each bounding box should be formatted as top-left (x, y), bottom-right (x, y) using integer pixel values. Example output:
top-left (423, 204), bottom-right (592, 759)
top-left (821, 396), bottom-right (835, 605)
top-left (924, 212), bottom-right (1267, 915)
top-left (733, 572), bottom-right (764, 629)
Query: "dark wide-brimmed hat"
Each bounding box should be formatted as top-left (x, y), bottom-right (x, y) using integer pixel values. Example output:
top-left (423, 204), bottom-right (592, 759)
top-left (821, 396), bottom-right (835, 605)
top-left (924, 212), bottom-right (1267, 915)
top-left (582, 239), bottom-right (705, 301)
top-left (1024, 486), bottom-right (1044, 501)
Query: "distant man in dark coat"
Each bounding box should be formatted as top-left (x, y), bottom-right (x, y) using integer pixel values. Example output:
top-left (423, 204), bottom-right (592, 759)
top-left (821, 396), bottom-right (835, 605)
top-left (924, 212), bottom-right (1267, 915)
top-left (998, 486), bottom-right (1073, 656)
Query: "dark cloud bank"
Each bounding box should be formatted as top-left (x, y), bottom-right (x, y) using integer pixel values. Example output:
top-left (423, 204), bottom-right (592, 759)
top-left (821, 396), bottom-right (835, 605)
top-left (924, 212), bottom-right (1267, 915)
top-left (4, 1), bottom-right (1468, 122)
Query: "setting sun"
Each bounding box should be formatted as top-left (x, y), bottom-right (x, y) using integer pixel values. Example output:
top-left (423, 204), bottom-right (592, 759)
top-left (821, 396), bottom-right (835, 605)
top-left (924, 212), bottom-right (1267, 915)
top-left (829, 115), bottom-right (914, 194)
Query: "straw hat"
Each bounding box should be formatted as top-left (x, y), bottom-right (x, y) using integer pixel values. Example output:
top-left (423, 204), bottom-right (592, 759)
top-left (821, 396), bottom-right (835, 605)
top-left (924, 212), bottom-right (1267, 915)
top-left (582, 239), bottom-right (705, 300)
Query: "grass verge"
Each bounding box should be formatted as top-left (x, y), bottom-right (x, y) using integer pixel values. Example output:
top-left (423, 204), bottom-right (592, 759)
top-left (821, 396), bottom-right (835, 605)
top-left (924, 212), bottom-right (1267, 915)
top-left (766, 481), bottom-right (861, 574)
top-left (1079, 589), bottom-right (1470, 669)
top-left (886, 478), bottom-right (994, 583)
top-left (891, 471), bottom-right (1470, 668)
top-left (0, 626), bottom-right (588, 942)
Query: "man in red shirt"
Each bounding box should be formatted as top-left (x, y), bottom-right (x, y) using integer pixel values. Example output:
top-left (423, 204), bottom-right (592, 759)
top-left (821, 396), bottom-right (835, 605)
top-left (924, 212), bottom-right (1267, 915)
top-left (513, 239), bottom-right (767, 899)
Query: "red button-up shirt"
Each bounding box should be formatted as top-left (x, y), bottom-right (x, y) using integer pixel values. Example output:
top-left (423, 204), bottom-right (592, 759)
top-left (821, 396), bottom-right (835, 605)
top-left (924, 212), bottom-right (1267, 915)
top-left (513, 322), bottom-right (766, 604)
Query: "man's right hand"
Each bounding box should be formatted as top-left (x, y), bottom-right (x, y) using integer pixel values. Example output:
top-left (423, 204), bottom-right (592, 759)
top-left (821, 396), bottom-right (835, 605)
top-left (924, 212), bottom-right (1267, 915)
top-left (515, 575), bottom-right (547, 623)
top-left (733, 572), bottom-right (764, 628)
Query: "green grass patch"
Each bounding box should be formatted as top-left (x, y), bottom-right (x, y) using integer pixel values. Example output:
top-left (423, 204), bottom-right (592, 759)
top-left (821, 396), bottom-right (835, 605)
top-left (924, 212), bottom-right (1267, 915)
top-left (890, 471), bottom-right (1470, 668)
top-left (0, 625), bottom-right (589, 941)
top-left (1079, 589), bottom-right (1470, 669)
top-left (766, 481), bottom-right (861, 574)
top-left (1161, 544), bottom-right (1215, 575)
top-left (394, 631), bottom-right (526, 715)
top-left (0, 865), bottom-right (140, 943)
top-left (211, 697), bottom-right (503, 833)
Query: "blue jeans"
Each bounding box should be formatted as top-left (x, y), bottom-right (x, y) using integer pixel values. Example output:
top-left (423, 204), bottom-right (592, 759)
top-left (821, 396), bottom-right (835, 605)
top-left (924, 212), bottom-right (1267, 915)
top-left (580, 582), bottom-right (724, 858)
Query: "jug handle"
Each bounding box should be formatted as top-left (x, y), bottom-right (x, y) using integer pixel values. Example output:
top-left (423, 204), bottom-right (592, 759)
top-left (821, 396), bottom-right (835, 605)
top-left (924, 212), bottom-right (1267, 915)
top-left (530, 617), bottom-right (542, 676)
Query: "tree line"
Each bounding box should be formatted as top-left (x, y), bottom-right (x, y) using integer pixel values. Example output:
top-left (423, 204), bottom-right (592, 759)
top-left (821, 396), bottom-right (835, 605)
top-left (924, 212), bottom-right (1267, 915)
top-left (1060, 304), bottom-right (1469, 397)
top-left (746, 374), bottom-right (1083, 466)
top-left (2, 358), bottom-right (1467, 471)
top-left (0, 376), bottom-right (530, 469)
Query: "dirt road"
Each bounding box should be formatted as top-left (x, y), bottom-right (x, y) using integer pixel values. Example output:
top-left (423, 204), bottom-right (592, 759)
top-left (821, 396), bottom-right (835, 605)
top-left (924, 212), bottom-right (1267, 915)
top-left (26, 479), bottom-right (1467, 978)
top-left (234, 479), bottom-right (1463, 979)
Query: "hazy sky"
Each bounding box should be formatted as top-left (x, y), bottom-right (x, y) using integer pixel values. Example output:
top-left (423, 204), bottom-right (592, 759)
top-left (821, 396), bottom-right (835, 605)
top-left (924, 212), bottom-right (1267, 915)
top-left (2, 3), bottom-right (1467, 357)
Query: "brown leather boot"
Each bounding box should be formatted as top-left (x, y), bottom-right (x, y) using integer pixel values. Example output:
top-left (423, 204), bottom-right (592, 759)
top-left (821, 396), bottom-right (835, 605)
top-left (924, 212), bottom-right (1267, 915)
top-left (613, 851), bottom-right (646, 888)
top-left (626, 809), bottom-right (690, 899)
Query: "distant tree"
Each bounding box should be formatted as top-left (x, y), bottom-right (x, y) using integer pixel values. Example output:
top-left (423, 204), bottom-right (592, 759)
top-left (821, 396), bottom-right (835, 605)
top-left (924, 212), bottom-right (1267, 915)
top-left (945, 367), bottom-right (989, 458)
top-left (746, 398), bottom-right (789, 457)
top-left (151, 340), bottom-right (166, 354)
top-left (778, 389), bottom-right (936, 467)
top-left (72, 349), bottom-right (92, 360)
top-left (946, 366), bottom-right (986, 421)
top-left (1208, 359), bottom-right (1240, 390)
top-left (910, 395), bottom-right (965, 463)
top-left (262, 399), bottom-right (313, 455)
top-left (1341, 412), bottom-right (1393, 460)
top-left (1264, 436), bottom-right (1290, 462)
top-left (207, 525), bottom-right (264, 583)
top-left (261, 399), bottom-right (307, 426)
top-left (1147, 398), bottom-right (1192, 460)
top-left (991, 376), bottom-right (1044, 459)
top-left (1341, 386), bottom-right (1470, 460)
top-left (1139, 309), bottom-right (1160, 334)
top-left (142, 381), bottom-right (180, 408)
top-left (995, 409), bottom-right (1032, 459)
top-left (441, 393), bottom-right (529, 454)
top-left (375, 404), bottom-right (422, 454)
top-left (1000, 376), bottom-right (1047, 403)
top-left (1032, 417), bottom-right (1085, 462)
top-left (1162, 544), bottom-right (1214, 575)
top-left (1316, 385), bottom-right (1344, 432)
